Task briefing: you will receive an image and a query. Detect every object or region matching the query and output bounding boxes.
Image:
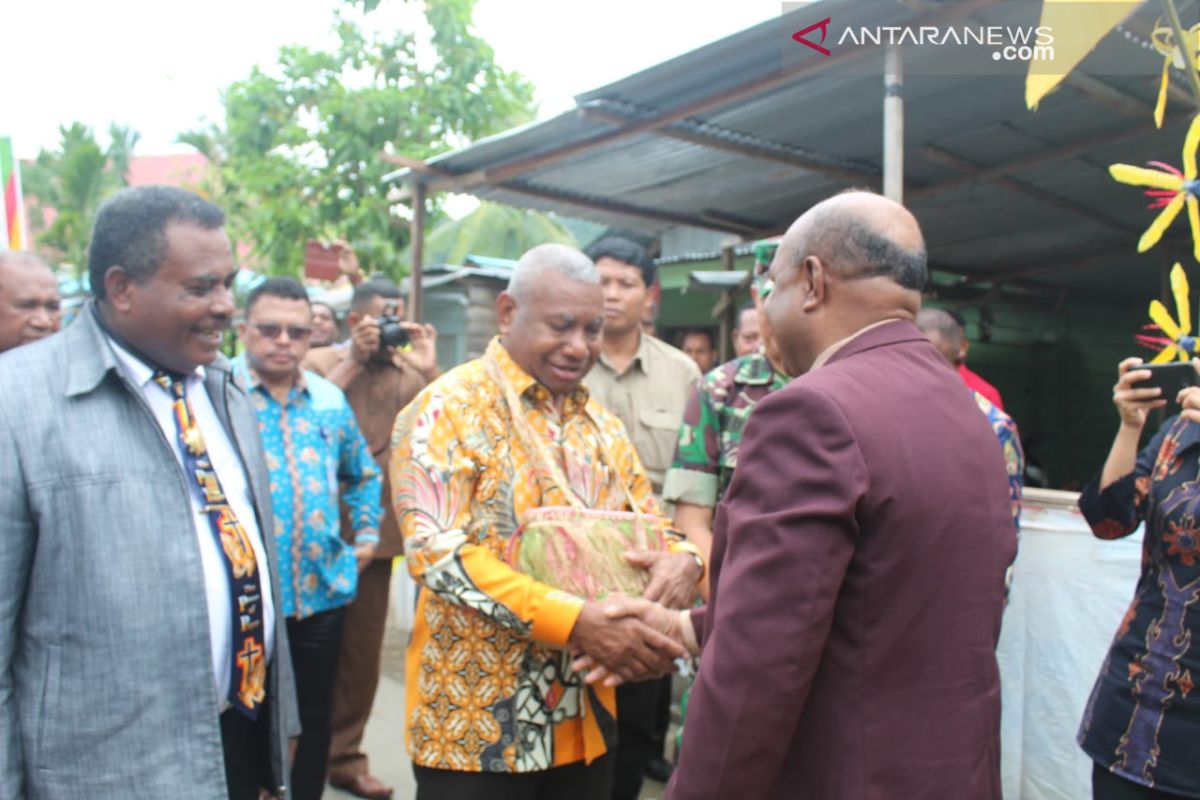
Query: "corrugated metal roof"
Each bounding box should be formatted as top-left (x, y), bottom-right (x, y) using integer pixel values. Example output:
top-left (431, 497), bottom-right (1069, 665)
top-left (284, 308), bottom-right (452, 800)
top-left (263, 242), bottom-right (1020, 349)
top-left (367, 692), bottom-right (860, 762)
top-left (394, 0), bottom-right (1200, 300)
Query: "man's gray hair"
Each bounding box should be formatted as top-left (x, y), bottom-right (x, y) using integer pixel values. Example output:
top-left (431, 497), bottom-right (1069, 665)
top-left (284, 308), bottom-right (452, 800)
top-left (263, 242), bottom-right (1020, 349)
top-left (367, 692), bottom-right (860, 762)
top-left (506, 243), bottom-right (599, 302)
top-left (0, 251), bottom-right (51, 275)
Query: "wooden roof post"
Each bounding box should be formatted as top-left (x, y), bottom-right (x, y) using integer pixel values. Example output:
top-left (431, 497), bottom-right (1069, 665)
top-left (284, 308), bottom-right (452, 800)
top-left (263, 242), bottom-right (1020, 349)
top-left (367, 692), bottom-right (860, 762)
top-left (719, 243), bottom-right (736, 363)
top-left (883, 45), bottom-right (905, 203)
top-left (408, 180), bottom-right (427, 323)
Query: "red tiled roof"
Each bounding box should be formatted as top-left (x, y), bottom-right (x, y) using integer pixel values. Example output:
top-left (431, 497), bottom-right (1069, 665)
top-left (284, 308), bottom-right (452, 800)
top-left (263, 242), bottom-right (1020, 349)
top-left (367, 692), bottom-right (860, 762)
top-left (125, 153), bottom-right (209, 188)
top-left (22, 152), bottom-right (213, 235)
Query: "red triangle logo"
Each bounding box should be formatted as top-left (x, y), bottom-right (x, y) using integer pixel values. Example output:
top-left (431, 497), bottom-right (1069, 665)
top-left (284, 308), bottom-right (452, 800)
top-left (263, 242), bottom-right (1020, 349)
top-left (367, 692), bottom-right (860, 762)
top-left (793, 17), bottom-right (832, 56)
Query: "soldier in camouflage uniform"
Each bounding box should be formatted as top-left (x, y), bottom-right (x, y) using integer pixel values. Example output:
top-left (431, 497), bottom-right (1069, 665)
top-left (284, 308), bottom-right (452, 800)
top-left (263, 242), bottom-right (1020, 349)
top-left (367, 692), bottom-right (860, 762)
top-left (663, 239), bottom-right (790, 576)
top-left (664, 348), bottom-right (789, 509)
top-left (661, 240), bottom-right (790, 759)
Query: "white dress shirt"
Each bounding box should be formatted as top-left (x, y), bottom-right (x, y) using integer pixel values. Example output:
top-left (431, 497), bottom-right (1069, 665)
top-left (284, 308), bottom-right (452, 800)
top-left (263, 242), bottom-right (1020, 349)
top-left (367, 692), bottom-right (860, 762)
top-left (108, 340), bottom-right (276, 711)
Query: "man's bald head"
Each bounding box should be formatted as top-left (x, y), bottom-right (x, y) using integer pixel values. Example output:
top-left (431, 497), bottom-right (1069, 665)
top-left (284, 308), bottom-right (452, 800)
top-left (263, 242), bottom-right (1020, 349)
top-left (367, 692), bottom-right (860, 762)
top-left (782, 191), bottom-right (927, 291)
top-left (915, 307), bottom-right (964, 367)
top-left (763, 191), bottom-right (927, 376)
top-left (0, 252), bottom-right (61, 353)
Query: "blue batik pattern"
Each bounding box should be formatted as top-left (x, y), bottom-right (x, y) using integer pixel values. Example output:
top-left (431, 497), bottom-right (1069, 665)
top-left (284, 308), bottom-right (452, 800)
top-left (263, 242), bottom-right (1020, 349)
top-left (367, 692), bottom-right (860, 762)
top-left (232, 358), bottom-right (381, 618)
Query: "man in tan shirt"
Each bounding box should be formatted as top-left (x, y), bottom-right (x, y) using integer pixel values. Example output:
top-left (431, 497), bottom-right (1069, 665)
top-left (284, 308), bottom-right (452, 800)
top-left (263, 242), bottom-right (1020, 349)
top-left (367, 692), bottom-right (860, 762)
top-left (303, 275), bottom-right (439, 800)
top-left (584, 238), bottom-right (700, 495)
top-left (583, 236), bottom-right (700, 800)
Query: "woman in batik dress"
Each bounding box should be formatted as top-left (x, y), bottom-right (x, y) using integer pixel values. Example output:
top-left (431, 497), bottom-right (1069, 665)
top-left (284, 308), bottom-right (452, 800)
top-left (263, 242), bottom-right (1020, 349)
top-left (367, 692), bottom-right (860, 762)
top-left (1078, 358), bottom-right (1200, 799)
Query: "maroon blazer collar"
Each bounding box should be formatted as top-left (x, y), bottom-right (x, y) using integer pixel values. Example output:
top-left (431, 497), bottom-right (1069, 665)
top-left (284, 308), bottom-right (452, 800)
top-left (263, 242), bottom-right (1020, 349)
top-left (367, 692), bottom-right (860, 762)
top-left (822, 318), bottom-right (926, 368)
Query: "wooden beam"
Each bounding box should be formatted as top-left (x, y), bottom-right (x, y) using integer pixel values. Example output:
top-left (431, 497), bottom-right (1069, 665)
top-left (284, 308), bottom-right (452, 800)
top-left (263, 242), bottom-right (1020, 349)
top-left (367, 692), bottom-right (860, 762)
top-left (402, 0), bottom-right (1001, 194)
top-left (924, 168), bottom-right (1185, 288)
top-left (698, 208), bottom-right (773, 233)
top-left (1165, 76), bottom-right (1194, 108)
top-left (383, 151), bottom-right (750, 234)
top-left (924, 257), bottom-right (1143, 308)
top-left (577, 105), bottom-right (877, 184)
top-left (955, 247), bottom-right (1124, 285)
top-left (381, 152), bottom-right (487, 192)
top-left (921, 145), bottom-right (1140, 233)
top-left (718, 245), bottom-right (736, 363)
top-left (908, 119), bottom-right (1174, 201)
top-left (408, 181), bottom-right (426, 323)
top-left (883, 45), bottom-right (905, 203)
top-left (496, 182), bottom-right (755, 235)
top-left (1064, 72), bottom-right (1155, 119)
top-left (382, 153), bottom-right (432, 172)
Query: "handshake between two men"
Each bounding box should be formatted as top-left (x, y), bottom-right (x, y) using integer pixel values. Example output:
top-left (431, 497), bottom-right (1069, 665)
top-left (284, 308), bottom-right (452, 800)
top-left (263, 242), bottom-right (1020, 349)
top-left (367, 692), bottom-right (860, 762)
top-left (566, 548), bottom-right (703, 687)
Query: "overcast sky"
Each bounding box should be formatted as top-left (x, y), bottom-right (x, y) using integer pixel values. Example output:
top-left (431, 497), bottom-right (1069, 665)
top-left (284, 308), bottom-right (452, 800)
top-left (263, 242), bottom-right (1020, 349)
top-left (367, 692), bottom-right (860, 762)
top-left (5, 0), bottom-right (781, 159)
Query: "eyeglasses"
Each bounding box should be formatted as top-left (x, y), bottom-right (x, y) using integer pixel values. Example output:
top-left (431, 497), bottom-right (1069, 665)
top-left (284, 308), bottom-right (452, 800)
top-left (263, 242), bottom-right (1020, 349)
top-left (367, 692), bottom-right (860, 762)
top-left (252, 323), bottom-right (312, 341)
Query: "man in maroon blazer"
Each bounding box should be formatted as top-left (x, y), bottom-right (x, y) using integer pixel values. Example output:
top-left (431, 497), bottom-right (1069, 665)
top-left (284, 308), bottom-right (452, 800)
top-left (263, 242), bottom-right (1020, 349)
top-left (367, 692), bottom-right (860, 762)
top-left (653, 192), bottom-right (1016, 799)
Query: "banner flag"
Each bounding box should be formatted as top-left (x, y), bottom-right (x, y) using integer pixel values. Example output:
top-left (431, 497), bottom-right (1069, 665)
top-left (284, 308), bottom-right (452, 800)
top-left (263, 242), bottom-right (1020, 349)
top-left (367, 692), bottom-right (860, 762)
top-left (0, 137), bottom-right (30, 251)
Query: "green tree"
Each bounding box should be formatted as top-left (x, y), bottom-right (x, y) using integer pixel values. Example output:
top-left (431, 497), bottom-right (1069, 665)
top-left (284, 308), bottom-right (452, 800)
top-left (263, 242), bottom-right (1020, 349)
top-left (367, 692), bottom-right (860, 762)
top-left (23, 123), bottom-right (139, 275)
top-left (184, 0), bottom-right (535, 278)
top-left (409, 201), bottom-right (579, 265)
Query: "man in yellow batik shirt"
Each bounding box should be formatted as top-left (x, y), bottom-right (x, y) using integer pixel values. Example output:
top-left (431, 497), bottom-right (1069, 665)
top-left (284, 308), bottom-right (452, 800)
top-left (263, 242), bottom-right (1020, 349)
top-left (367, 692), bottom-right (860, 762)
top-left (390, 244), bottom-right (704, 800)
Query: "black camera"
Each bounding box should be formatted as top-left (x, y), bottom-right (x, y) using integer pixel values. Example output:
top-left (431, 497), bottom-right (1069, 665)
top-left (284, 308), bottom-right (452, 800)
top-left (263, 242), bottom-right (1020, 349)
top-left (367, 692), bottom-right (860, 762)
top-left (377, 315), bottom-right (410, 349)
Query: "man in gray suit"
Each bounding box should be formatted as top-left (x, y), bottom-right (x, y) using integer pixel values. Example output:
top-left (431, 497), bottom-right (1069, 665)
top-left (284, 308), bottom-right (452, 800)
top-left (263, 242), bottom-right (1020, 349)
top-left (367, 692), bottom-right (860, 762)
top-left (0, 186), bottom-right (300, 799)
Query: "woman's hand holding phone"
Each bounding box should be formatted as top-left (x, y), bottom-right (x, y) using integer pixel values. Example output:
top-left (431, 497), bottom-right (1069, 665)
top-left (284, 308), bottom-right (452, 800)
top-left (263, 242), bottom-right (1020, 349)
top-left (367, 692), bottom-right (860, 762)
top-left (1175, 363), bottom-right (1200, 424)
top-left (1113, 357), bottom-right (1165, 429)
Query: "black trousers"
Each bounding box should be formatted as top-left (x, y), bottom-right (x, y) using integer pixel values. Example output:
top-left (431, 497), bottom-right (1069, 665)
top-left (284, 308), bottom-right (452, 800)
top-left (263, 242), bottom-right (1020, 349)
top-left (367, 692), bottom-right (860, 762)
top-left (652, 674), bottom-right (671, 755)
top-left (221, 707), bottom-right (271, 800)
top-left (612, 676), bottom-right (669, 800)
top-left (287, 606), bottom-right (348, 800)
top-left (1093, 763), bottom-right (1192, 800)
top-left (414, 753), bottom-right (615, 800)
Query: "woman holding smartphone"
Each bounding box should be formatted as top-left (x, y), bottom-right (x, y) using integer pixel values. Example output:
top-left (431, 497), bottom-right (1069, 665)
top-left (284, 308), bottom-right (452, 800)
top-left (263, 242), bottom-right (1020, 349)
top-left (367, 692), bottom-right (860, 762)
top-left (1078, 357), bottom-right (1200, 799)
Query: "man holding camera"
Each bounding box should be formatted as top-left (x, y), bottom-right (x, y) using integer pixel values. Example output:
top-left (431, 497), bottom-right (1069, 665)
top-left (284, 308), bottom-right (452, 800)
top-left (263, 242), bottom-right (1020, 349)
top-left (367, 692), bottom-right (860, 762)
top-left (304, 275), bottom-right (439, 800)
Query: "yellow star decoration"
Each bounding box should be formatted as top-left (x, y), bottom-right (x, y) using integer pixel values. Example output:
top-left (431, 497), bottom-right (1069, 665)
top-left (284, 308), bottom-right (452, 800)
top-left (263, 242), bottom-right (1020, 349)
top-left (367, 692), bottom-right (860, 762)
top-left (1109, 114), bottom-right (1200, 262)
top-left (1146, 263), bottom-right (1196, 363)
top-left (1152, 21), bottom-right (1200, 129)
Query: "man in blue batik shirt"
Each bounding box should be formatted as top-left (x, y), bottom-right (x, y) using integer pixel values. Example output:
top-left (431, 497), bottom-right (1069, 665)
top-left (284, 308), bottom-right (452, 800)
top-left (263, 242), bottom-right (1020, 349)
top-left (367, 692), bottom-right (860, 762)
top-left (233, 276), bottom-right (381, 800)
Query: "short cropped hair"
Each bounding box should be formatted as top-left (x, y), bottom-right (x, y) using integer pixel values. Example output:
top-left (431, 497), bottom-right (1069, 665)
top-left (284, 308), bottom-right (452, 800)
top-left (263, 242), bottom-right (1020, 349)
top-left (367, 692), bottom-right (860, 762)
top-left (89, 186), bottom-right (225, 301)
top-left (680, 328), bottom-right (716, 348)
top-left (914, 308), bottom-right (964, 348)
top-left (825, 219), bottom-right (927, 291)
top-left (507, 244), bottom-right (598, 302)
top-left (244, 276), bottom-right (310, 316)
top-left (585, 236), bottom-right (656, 288)
top-left (799, 193), bottom-right (928, 292)
top-left (351, 278), bottom-right (403, 312)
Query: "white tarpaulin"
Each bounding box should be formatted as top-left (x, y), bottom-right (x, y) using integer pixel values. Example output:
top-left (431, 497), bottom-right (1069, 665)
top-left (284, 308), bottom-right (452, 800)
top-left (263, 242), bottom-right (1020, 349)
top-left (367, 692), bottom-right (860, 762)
top-left (998, 487), bottom-right (1144, 799)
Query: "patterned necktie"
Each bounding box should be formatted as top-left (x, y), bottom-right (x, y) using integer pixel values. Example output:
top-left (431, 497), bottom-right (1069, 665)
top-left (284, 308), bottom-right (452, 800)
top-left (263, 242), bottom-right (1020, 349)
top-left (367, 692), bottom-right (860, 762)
top-left (153, 371), bottom-right (267, 720)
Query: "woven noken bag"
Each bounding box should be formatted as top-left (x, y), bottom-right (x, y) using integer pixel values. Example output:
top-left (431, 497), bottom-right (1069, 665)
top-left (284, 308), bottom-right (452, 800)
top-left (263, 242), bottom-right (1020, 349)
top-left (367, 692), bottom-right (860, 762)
top-left (486, 356), bottom-right (670, 600)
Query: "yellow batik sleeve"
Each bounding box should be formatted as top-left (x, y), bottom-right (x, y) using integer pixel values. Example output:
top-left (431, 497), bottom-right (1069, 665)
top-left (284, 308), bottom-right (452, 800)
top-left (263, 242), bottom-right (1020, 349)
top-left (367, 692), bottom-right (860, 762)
top-left (391, 385), bottom-right (584, 647)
